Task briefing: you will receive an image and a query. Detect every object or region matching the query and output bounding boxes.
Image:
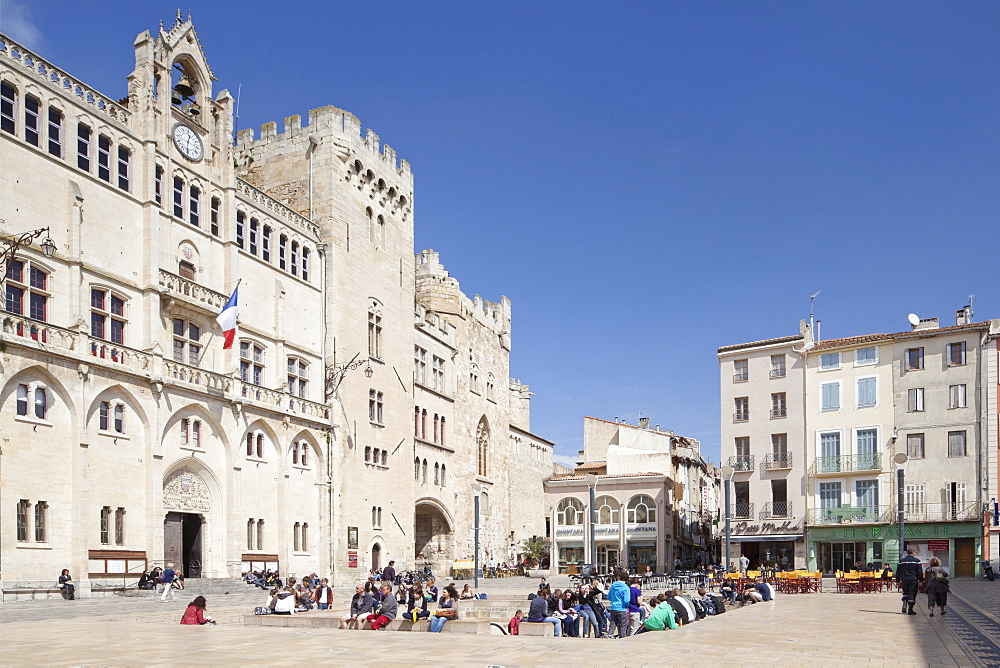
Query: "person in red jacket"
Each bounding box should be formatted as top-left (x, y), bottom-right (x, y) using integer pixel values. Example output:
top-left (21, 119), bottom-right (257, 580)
top-left (180, 596), bottom-right (214, 625)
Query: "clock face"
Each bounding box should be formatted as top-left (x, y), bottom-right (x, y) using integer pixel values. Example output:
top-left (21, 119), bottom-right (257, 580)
top-left (172, 123), bottom-right (204, 161)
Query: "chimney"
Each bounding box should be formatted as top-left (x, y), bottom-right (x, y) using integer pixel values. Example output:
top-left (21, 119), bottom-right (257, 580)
top-left (638, 417), bottom-right (650, 429)
top-left (913, 317), bottom-right (940, 331)
top-left (956, 306), bottom-right (972, 326)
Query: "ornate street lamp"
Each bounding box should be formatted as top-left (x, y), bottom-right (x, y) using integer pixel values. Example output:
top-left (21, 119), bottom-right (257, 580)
top-left (1, 225), bottom-right (57, 283)
top-left (324, 353), bottom-right (374, 400)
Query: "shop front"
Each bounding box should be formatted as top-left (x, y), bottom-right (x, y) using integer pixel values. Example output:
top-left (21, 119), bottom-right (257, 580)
top-left (807, 522), bottom-right (981, 576)
top-left (625, 524), bottom-right (659, 572)
top-left (727, 519), bottom-right (804, 570)
top-left (554, 525), bottom-right (586, 574)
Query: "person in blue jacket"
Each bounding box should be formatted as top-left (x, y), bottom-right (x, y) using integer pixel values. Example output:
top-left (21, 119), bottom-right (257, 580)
top-left (607, 569), bottom-right (632, 637)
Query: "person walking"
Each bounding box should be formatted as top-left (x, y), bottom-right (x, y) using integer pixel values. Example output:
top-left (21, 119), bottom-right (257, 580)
top-left (924, 557), bottom-right (950, 617)
top-left (382, 560), bottom-right (397, 585)
top-left (607, 569), bottom-right (631, 637)
top-left (58, 569), bottom-right (75, 600)
top-left (896, 546), bottom-right (923, 615)
top-left (738, 554), bottom-right (750, 576)
top-left (160, 562), bottom-right (178, 602)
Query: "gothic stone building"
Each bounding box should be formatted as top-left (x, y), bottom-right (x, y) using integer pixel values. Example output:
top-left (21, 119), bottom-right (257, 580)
top-left (0, 14), bottom-right (552, 593)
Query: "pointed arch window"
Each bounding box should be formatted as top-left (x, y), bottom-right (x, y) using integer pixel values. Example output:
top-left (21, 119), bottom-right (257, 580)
top-left (476, 417), bottom-right (490, 477)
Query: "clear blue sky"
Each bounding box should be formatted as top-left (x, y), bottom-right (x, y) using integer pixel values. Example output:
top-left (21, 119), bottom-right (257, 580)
top-left (4, 0), bottom-right (997, 467)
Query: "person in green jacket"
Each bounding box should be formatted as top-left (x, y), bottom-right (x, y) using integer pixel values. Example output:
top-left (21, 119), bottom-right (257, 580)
top-left (637, 594), bottom-right (679, 633)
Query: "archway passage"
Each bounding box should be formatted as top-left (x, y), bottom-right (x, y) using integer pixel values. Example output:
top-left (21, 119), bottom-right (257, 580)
top-left (164, 512), bottom-right (203, 578)
top-left (415, 501), bottom-right (453, 575)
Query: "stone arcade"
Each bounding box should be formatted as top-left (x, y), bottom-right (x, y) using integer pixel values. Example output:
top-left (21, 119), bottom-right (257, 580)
top-left (0, 13), bottom-right (552, 594)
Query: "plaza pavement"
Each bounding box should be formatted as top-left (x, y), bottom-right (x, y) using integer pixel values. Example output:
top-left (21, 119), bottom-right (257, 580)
top-left (1, 577), bottom-right (998, 666)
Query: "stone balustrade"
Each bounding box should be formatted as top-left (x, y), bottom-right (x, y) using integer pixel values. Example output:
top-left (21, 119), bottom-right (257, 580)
top-left (158, 270), bottom-right (229, 311)
top-left (236, 180), bottom-right (320, 238)
top-left (1, 313), bottom-right (78, 352)
top-left (163, 360), bottom-right (232, 393)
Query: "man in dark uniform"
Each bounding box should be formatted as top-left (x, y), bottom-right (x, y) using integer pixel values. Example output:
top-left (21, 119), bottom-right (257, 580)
top-left (896, 546), bottom-right (923, 615)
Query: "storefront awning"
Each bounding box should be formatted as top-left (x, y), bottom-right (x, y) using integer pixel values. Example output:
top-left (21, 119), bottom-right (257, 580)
top-left (727, 534), bottom-right (803, 542)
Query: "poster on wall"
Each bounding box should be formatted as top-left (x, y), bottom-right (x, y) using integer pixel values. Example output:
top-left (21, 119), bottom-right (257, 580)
top-left (348, 551), bottom-right (358, 568)
top-left (348, 526), bottom-right (358, 550)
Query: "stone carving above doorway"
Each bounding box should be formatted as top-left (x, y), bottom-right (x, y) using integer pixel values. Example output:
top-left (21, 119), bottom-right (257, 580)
top-left (163, 467), bottom-right (210, 512)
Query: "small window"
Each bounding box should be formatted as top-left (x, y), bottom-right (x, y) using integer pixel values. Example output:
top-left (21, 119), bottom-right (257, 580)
top-left (291, 241), bottom-right (299, 275)
top-left (155, 166), bottom-right (164, 205)
top-left (189, 186), bottom-right (200, 226)
top-left (34, 501), bottom-right (47, 542)
top-left (287, 357), bottom-right (308, 399)
top-left (77, 123), bottom-right (91, 171)
top-left (100, 506), bottom-right (111, 545)
top-left (820, 352), bottom-right (841, 370)
top-left (34, 387), bottom-right (47, 419)
top-left (947, 342), bottom-right (966, 366)
top-left (180, 418), bottom-right (189, 445)
top-left (369, 389), bottom-right (384, 424)
top-left (769, 354), bottom-right (786, 378)
top-left (907, 387), bottom-right (924, 412)
top-left (173, 177), bottom-right (184, 218)
top-left (948, 384), bottom-right (967, 409)
top-left (856, 377), bottom-right (877, 408)
top-left (302, 247), bottom-right (309, 281)
top-left (236, 211), bottom-right (246, 248)
top-left (0, 81), bottom-right (16, 134)
top-left (256, 434), bottom-right (264, 459)
top-left (279, 235), bottom-right (287, 270)
top-left (114, 404), bottom-right (124, 433)
top-left (262, 225), bottom-right (271, 261)
top-left (117, 146), bottom-right (130, 191)
top-left (249, 218), bottom-right (259, 255)
top-left (99, 401), bottom-right (110, 430)
top-left (733, 359), bottom-right (748, 382)
top-left (172, 318), bottom-right (202, 366)
top-left (192, 420), bottom-right (201, 448)
top-left (854, 347), bottom-right (878, 366)
top-left (178, 260), bottom-right (195, 280)
top-left (905, 347), bottom-right (924, 371)
top-left (47, 107), bottom-right (63, 157)
top-left (97, 135), bottom-right (112, 181)
top-left (210, 197), bottom-right (220, 236)
top-left (906, 433), bottom-right (924, 459)
top-left (17, 499), bottom-right (30, 542)
top-left (820, 382), bottom-right (840, 411)
top-left (948, 431), bottom-right (966, 457)
top-left (16, 384), bottom-right (28, 416)
top-left (24, 95), bottom-right (40, 146)
top-left (114, 507), bottom-right (126, 545)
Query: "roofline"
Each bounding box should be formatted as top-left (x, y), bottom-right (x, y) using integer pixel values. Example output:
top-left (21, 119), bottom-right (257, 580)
top-left (717, 334), bottom-right (803, 354)
top-left (809, 321), bottom-right (992, 352)
top-left (508, 424), bottom-right (555, 446)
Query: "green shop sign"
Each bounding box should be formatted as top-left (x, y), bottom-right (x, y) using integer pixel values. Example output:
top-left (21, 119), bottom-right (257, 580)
top-left (808, 522), bottom-right (980, 541)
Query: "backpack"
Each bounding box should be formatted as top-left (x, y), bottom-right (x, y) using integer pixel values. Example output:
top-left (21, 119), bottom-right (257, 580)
top-left (702, 597), bottom-right (716, 616)
top-left (708, 593), bottom-right (727, 614)
top-left (687, 596), bottom-right (707, 620)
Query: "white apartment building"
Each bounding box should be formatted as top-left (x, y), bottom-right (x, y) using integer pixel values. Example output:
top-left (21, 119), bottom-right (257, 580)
top-left (718, 324), bottom-right (810, 570)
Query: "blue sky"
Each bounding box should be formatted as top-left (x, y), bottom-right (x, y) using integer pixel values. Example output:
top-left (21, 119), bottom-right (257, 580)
top-left (4, 0), bottom-right (997, 467)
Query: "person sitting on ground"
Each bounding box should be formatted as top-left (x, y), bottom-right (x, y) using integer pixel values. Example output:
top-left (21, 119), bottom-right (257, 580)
top-left (172, 569), bottom-right (185, 590)
top-left (696, 587), bottom-right (718, 616)
top-left (741, 583), bottom-right (763, 604)
top-left (525, 588), bottom-right (562, 637)
top-left (180, 595), bottom-right (215, 624)
top-left (272, 588), bottom-right (297, 615)
top-left (460, 584), bottom-right (475, 600)
top-left (138, 569), bottom-right (156, 591)
top-left (367, 584), bottom-right (398, 630)
top-left (408, 584), bottom-right (431, 622)
top-left (339, 583), bottom-right (374, 628)
top-left (428, 585), bottom-right (460, 633)
top-left (508, 609), bottom-right (523, 635)
top-left (663, 590), bottom-right (692, 625)
top-left (753, 577), bottom-right (773, 602)
top-left (58, 569), bottom-right (75, 601)
top-left (313, 578), bottom-right (334, 610)
top-left (636, 594), bottom-right (678, 633)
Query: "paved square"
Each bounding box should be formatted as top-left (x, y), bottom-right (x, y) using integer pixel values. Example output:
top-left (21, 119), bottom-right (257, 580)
top-left (2, 580), bottom-right (998, 666)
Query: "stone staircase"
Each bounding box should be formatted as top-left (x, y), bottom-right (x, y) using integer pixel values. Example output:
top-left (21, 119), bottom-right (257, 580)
top-left (122, 578), bottom-right (263, 599)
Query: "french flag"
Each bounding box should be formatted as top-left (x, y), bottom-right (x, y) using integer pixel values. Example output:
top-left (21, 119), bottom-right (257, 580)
top-left (216, 287), bottom-right (239, 350)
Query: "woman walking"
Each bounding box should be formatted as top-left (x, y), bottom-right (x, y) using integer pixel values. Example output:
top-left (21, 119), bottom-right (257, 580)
top-left (58, 569), bottom-right (75, 600)
top-left (924, 557), bottom-right (950, 617)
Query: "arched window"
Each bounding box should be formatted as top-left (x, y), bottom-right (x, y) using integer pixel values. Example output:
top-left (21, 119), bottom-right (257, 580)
top-left (365, 446), bottom-right (371, 462)
top-left (368, 300), bottom-right (383, 358)
top-left (486, 373), bottom-right (495, 401)
top-left (365, 207), bottom-right (373, 241)
top-left (440, 417), bottom-right (446, 446)
top-left (376, 215), bottom-right (384, 246)
top-left (414, 457), bottom-right (420, 481)
top-left (556, 497), bottom-right (584, 526)
top-left (480, 491), bottom-right (490, 516)
top-left (293, 522), bottom-right (301, 551)
top-left (440, 464), bottom-right (446, 487)
top-left (469, 364), bottom-right (479, 393)
top-left (476, 417), bottom-right (489, 477)
top-left (434, 462), bottom-right (439, 485)
top-left (596, 496), bottom-right (620, 525)
top-left (626, 495), bottom-right (656, 524)
top-left (247, 518), bottom-right (255, 549)
top-left (301, 523), bottom-right (308, 552)
top-left (256, 434), bottom-right (264, 459)
top-left (257, 519), bottom-right (264, 549)
top-left (422, 459), bottom-right (428, 484)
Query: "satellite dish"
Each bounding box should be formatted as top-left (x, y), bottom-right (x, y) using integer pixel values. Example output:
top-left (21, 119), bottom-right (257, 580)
top-left (893, 453), bottom-right (909, 465)
top-left (907, 313), bottom-right (920, 326)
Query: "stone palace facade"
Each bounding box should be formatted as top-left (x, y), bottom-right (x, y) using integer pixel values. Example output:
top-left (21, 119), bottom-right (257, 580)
top-left (0, 13), bottom-right (552, 592)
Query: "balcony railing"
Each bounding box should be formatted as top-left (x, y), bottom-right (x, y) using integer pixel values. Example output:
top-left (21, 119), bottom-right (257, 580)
top-left (769, 369), bottom-right (786, 379)
top-left (903, 502), bottom-right (979, 522)
top-left (770, 408), bottom-right (787, 418)
top-left (760, 501), bottom-right (793, 519)
top-left (733, 373), bottom-right (748, 383)
top-left (762, 452), bottom-right (793, 470)
top-left (158, 270), bottom-right (229, 312)
top-left (728, 455), bottom-right (755, 472)
top-left (733, 503), bottom-right (755, 519)
top-left (806, 505), bottom-right (895, 525)
top-left (811, 453), bottom-right (882, 474)
top-left (733, 411), bottom-right (749, 422)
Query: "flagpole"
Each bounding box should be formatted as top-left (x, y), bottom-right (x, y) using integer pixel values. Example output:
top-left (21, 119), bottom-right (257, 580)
top-left (197, 279), bottom-right (242, 369)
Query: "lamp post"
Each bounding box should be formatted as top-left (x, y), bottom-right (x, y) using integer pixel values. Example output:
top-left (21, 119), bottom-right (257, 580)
top-left (324, 352), bottom-right (374, 400)
top-left (894, 453), bottom-right (909, 562)
top-left (472, 483), bottom-right (485, 589)
top-left (584, 474), bottom-right (598, 573)
top-left (721, 465), bottom-right (734, 572)
top-left (1, 225), bottom-right (57, 283)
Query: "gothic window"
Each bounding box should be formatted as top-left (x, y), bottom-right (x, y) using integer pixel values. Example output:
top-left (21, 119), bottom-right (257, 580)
top-left (114, 507), bottom-right (126, 545)
top-left (34, 387), bottom-right (47, 419)
top-left (414, 457), bottom-right (420, 481)
top-left (440, 464), bottom-right (446, 487)
top-left (369, 389), bottom-right (383, 424)
top-left (261, 225), bottom-right (271, 260)
top-left (480, 491), bottom-right (490, 516)
top-left (100, 506), bottom-right (111, 544)
top-left (98, 401), bottom-right (125, 434)
top-left (414, 406), bottom-right (420, 438)
top-left (291, 241), bottom-right (299, 275)
top-left (376, 215), bottom-right (384, 246)
top-left (368, 301), bottom-right (383, 358)
top-left (626, 495), bottom-right (656, 524)
top-left (24, 94), bottom-right (40, 146)
top-left (16, 499), bottom-right (30, 541)
top-left (91, 288), bottom-right (127, 345)
top-left (293, 522), bottom-right (301, 551)
top-left (366, 207), bottom-right (373, 241)
top-left (486, 373), bottom-right (495, 402)
top-left (172, 318), bottom-right (202, 366)
top-left (556, 497), bottom-right (584, 526)
top-left (97, 135), bottom-right (111, 181)
top-left (469, 364), bottom-right (479, 394)
top-left (0, 81), bottom-right (15, 134)
top-left (431, 356), bottom-right (445, 392)
top-left (236, 211), bottom-right (246, 248)
top-left (381, 450), bottom-right (387, 466)
top-left (279, 234), bottom-right (287, 269)
top-left (47, 107), bottom-right (63, 157)
top-left (34, 501), bottom-right (47, 542)
top-left (301, 523), bottom-right (308, 552)
top-left (173, 176), bottom-right (184, 218)
top-left (189, 186), bottom-right (200, 226)
top-left (287, 357), bottom-right (308, 399)
top-left (476, 417), bottom-right (490, 477)
top-left (414, 346), bottom-right (427, 384)
top-left (5, 259), bottom-right (50, 322)
top-left (117, 146), bottom-right (131, 191)
top-left (440, 417), bottom-right (446, 446)
top-left (180, 418), bottom-right (202, 448)
top-left (434, 462), bottom-right (439, 485)
top-left (77, 123), bottom-right (91, 171)
top-left (210, 197), bottom-right (221, 236)
top-left (302, 248), bottom-right (310, 281)
top-left (247, 518), bottom-right (255, 550)
top-left (155, 165), bottom-right (163, 205)
top-left (257, 519), bottom-right (264, 549)
top-left (16, 384), bottom-right (28, 416)
top-left (240, 341), bottom-right (265, 386)
top-left (249, 217), bottom-right (259, 254)
top-left (422, 459), bottom-right (428, 484)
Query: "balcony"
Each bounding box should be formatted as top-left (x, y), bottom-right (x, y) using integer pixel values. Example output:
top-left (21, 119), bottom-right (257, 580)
top-left (769, 369), bottom-right (786, 379)
top-left (811, 453), bottom-right (882, 475)
top-left (733, 373), bottom-right (749, 383)
top-left (733, 411), bottom-right (750, 423)
top-left (733, 503), bottom-right (755, 519)
top-left (728, 455), bottom-right (755, 472)
top-left (760, 501), bottom-right (793, 519)
top-left (903, 502), bottom-right (979, 522)
top-left (762, 452), bottom-right (793, 470)
top-left (159, 270), bottom-right (229, 312)
top-left (806, 504), bottom-right (894, 525)
top-left (770, 408), bottom-right (787, 418)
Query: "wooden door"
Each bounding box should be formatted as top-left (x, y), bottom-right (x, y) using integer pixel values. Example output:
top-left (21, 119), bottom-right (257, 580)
top-left (164, 513), bottom-right (183, 566)
top-left (954, 538), bottom-right (975, 577)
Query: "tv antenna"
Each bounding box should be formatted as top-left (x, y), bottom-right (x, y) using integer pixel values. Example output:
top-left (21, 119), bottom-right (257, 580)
top-left (967, 294), bottom-right (975, 320)
top-left (809, 291), bottom-right (821, 331)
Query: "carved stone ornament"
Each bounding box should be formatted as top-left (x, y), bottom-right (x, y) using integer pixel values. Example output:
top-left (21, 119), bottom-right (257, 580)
top-left (163, 467), bottom-right (211, 512)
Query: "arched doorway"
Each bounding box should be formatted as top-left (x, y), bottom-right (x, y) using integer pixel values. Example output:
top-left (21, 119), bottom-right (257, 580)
top-left (415, 498), bottom-right (454, 575)
top-left (162, 467), bottom-right (213, 578)
top-left (371, 543), bottom-right (381, 572)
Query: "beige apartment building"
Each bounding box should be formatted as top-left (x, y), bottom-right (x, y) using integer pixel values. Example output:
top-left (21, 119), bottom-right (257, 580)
top-left (717, 325), bottom-right (810, 570)
top-left (1, 14), bottom-right (551, 594)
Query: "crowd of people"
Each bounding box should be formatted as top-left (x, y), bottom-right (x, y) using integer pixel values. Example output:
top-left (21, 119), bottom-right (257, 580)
top-left (510, 570), bottom-right (765, 638)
